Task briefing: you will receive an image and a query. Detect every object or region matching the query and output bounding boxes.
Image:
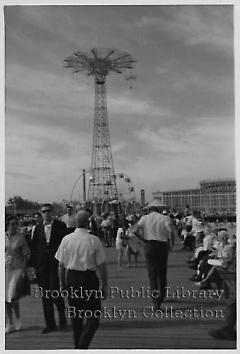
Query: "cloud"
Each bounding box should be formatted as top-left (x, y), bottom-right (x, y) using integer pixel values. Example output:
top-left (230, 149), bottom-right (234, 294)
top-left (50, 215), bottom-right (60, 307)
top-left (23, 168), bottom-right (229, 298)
top-left (6, 171), bottom-right (36, 180)
top-left (169, 71), bottom-right (233, 96)
top-left (5, 117), bottom-right (93, 202)
top-left (135, 117), bottom-right (234, 156)
top-left (155, 66), bottom-right (168, 75)
top-left (136, 6), bottom-right (233, 53)
top-left (108, 93), bottom-right (170, 117)
top-left (112, 141), bottom-right (128, 154)
top-left (132, 117), bottom-right (235, 191)
top-left (6, 117), bottom-right (92, 161)
top-left (4, 5), bottom-right (234, 203)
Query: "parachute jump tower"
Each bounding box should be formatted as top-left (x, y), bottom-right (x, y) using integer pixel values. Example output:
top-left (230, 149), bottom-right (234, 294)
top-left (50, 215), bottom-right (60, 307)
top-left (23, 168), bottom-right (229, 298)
top-left (64, 48), bottom-right (136, 203)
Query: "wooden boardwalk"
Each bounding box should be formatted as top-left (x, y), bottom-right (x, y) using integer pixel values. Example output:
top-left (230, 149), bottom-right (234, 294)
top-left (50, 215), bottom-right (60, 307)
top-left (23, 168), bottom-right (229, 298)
top-left (5, 238), bottom-right (236, 349)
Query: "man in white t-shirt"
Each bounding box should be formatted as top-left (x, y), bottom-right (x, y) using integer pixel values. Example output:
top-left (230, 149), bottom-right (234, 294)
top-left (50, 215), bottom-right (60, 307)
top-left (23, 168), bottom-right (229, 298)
top-left (135, 206), bottom-right (173, 311)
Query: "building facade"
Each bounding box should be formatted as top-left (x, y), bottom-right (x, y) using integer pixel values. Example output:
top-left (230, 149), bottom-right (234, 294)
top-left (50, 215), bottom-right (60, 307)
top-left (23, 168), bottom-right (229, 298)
top-left (199, 179), bottom-right (236, 214)
top-left (152, 178), bottom-right (236, 214)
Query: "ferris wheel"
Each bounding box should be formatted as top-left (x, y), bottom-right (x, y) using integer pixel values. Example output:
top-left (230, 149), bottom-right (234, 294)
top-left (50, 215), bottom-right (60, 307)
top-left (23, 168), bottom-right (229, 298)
top-left (70, 170), bottom-right (136, 204)
top-left (88, 172), bottom-right (136, 203)
top-left (103, 172), bottom-right (136, 215)
top-left (114, 172), bottom-right (136, 202)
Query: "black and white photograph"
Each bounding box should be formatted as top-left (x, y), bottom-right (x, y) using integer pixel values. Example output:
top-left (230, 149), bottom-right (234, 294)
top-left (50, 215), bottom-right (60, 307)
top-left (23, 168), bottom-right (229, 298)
top-left (3, 2), bottom-right (237, 350)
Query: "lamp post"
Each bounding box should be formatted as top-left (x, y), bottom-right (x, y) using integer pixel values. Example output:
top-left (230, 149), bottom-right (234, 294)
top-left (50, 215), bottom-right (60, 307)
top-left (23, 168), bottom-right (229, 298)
top-left (70, 169), bottom-right (92, 203)
top-left (83, 169), bottom-right (86, 202)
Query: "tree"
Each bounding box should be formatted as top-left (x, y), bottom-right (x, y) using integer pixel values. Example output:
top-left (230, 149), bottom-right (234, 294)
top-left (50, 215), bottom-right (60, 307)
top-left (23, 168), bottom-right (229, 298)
top-left (6, 196), bottom-right (65, 215)
top-left (7, 196), bottom-right (40, 211)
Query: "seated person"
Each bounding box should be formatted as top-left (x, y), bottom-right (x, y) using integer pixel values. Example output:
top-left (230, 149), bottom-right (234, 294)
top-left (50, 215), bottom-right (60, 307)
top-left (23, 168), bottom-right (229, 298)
top-left (189, 228), bottom-right (227, 282)
top-left (188, 226), bottom-right (216, 266)
top-left (187, 231), bottom-right (205, 268)
top-left (184, 213), bottom-right (193, 233)
top-left (183, 231), bottom-right (196, 251)
top-left (194, 231), bottom-right (235, 288)
top-left (180, 228), bottom-right (187, 243)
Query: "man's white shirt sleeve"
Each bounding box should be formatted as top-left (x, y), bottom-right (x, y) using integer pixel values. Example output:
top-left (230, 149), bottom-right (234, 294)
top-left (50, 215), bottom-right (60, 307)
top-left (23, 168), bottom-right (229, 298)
top-left (55, 238), bottom-right (66, 266)
top-left (138, 216), bottom-right (145, 227)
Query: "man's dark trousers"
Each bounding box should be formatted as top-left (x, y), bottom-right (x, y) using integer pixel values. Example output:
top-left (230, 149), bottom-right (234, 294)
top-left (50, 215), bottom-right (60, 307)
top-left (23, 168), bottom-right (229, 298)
top-left (37, 263), bottom-right (66, 329)
top-left (66, 269), bottom-right (101, 349)
top-left (144, 240), bottom-right (169, 310)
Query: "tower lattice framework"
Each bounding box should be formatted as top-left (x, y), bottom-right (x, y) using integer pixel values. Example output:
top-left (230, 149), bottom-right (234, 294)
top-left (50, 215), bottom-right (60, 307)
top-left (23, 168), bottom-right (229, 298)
top-left (64, 48), bottom-right (135, 202)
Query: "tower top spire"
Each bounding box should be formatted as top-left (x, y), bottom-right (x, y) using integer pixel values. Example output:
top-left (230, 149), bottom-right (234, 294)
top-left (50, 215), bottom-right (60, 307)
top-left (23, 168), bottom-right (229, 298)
top-left (64, 48), bottom-right (136, 83)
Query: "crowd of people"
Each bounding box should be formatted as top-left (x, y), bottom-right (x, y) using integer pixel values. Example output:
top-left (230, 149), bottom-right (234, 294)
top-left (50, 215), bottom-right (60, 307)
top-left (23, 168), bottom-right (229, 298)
top-left (5, 202), bottom-right (236, 347)
top-left (176, 209), bottom-right (236, 341)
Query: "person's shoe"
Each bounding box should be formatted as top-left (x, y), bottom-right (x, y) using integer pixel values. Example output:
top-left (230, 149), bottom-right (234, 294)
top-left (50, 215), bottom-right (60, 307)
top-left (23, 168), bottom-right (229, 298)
top-left (59, 322), bottom-right (67, 330)
top-left (189, 274), bottom-right (201, 282)
top-left (194, 281), bottom-right (205, 287)
top-left (5, 324), bottom-right (15, 334)
top-left (15, 318), bottom-right (21, 331)
top-left (42, 326), bottom-right (57, 334)
top-left (209, 328), bottom-right (236, 341)
top-left (195, 280), bottom-right (211, 290)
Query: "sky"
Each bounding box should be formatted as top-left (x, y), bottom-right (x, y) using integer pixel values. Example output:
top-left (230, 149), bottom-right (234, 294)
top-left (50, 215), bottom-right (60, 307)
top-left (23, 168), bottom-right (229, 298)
top-left (5, 5), bottom-right (235, 203)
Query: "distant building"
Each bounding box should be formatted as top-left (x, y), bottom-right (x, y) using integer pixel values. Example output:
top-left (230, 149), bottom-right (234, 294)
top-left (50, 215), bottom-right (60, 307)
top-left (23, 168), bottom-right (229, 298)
top-left (152, 191), bottom-right (164, 205)
top-left (199, 179), bottom-right (236, 214)
top-left (152, 178), bottom-right (236, 214)
top-left (159, 189), bottom-right (200, 211)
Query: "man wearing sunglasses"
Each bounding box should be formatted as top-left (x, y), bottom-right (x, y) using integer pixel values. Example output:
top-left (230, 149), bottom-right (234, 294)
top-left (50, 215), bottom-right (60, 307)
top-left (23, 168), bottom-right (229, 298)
top-left (30, 203), bottom-right (68, 333)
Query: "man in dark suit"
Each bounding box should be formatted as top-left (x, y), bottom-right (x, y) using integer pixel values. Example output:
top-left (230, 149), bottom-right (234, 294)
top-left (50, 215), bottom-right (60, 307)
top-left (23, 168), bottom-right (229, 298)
top-left (30, 203), bottom-right (68, 333)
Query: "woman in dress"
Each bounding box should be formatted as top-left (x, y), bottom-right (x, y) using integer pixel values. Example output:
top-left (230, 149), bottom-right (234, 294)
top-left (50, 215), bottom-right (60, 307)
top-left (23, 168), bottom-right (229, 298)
top-left (125, 215), bottom-right (143, 267)
top-left (5, 216), bottom-right (31, 334)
